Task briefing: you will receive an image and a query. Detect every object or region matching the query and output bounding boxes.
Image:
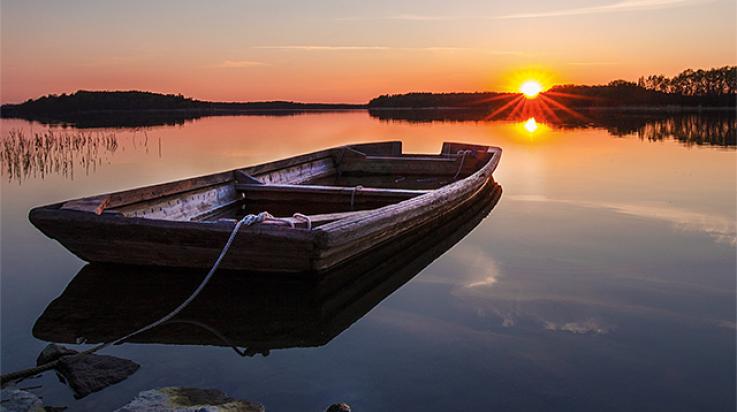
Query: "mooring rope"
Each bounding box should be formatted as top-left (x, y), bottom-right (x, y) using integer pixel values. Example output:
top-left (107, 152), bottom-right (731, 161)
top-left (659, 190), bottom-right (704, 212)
top-left (1, 211), bottom-right (306, 385)
top-left (164, 319), bottom-right (258, 357)
top-left (349, 185), bottom-right (364, 210)
top-left (102, 212), bottom-right (271, 349)
top-left (453, 150), bottom-right (472, 180)
top-left (291, 213), bottom-right (312, 230)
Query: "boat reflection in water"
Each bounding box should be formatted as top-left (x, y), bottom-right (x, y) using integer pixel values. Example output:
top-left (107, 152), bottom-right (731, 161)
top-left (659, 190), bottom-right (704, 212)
top-left (33, 180), bottom-right (502, 355)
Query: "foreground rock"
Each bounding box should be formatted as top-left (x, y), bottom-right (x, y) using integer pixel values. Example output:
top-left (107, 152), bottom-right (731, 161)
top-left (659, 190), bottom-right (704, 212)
top-left (31, 343), bottom-right (140, 399)
top-left (114, 387), bottom-right (265, 412)
top-left (36, 344), bottom-right (78, 366)
top-left (57, 353), bottom-right (140, 399)
top-left (326, 403), bottom-right (351, 412)
top-left (0, 389), bottom-right (45, 412)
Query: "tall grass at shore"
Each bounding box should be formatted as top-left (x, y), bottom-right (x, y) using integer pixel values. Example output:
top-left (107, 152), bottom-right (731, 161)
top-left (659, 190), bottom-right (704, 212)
top-left (0, 129), bottom-right (119, 183)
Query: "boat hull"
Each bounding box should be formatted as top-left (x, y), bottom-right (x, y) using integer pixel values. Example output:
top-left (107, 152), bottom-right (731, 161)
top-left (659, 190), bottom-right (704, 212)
top-left (30, 206), bottom-right (317, 272)
top-left (29, 141), bottom-right (502, 273)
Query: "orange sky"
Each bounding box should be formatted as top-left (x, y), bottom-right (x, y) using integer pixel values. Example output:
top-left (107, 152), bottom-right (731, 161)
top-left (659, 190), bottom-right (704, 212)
top-left (1, 0), bottom-right (735, 104)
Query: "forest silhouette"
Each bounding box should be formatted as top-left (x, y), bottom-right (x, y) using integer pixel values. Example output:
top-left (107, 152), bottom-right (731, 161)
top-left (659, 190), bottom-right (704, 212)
top-left (0, 66), bottom-right (734, 128)
top-left (370, 66), bottom-right (736, 108)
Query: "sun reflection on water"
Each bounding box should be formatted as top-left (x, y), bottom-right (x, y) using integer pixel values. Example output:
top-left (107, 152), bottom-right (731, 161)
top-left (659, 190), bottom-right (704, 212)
top-left (524, 117), bottom-right (538, 133)
top-left (514, 117), bottom-right (549, 139)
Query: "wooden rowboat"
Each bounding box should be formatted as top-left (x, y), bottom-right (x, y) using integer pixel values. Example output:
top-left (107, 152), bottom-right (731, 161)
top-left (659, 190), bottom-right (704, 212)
top-left (29, 141), bottom-right (502, 273)
top-left (33, 180), bottom-right (502, 352)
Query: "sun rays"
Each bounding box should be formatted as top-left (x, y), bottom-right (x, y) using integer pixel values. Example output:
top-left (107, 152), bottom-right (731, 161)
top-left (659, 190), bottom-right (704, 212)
top-left (481, 72), bottom-right (591, 134)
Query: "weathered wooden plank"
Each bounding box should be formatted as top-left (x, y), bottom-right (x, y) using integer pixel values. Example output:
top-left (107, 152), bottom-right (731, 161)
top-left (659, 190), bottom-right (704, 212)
top-left (236, 183), bottom-right (428, 197)
top-left (30, 205), bottom-right (317, 271)
top-left (104, 172), bottom-right (234, 208)
top-left (242, 149), bottom-right (335, 177)
top-left (347, 141), bottom-right (402, 156)
top-left (116, 183), bottom-right (239, 221)
top-left (309, 174), bottom-right (452, 190)
top-left (236, 183), bottom-right (427, 208)
top-left (62, 171), bottom-right (234, 213)
top-left (30, 207), bottom-right (317, 247)
top-left (61, 238), bottom-right (314, 271)
top-left (188, 198), bottom-right (245, 222)
top-left (338, 155), bottom-right (480, 176)
top-left (254, 157), bottom-right (336, 185)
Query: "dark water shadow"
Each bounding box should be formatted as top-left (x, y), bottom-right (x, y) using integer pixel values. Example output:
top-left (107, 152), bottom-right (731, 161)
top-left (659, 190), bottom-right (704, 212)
top-left (369, 109), bottom-right (737, 147)
top-left (32, 180), bottom-right (502, 355)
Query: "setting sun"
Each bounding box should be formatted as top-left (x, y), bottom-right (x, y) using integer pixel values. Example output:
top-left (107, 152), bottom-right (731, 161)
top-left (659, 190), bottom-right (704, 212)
top-left (520, 81), bottom-right (543, 98)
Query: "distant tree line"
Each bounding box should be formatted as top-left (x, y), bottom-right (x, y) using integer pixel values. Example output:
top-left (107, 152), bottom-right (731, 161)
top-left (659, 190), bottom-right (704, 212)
top-left (638, 66), bottom-right (735, 96)
top-left (544, 81), bottom-right (732, 107)
top-left (0, 90), bottom-right (365, 119)
top-left (370, 66), bottom-right (736, 108)
top-left (368, 92), bottom-right (513, 109)
top-left (2, 91), bottom-right (201, 113)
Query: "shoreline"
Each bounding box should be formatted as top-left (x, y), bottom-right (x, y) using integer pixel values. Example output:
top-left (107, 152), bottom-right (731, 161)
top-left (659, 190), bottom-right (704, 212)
top-left (1, 105), bottom-right (735, 120)
top-left (366, 106), bottom-right (736, 112)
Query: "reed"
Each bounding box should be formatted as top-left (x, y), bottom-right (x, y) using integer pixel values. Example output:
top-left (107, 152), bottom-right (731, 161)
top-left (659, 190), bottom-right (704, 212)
top-left (0, 129), bottom-right (119, 183)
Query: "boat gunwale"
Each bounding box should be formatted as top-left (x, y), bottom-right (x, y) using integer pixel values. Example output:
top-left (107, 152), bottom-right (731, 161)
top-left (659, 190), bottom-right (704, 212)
top-left (316, 144), bottom-right (502, 235)
top-left (31, 141), bottom-right (499, 228)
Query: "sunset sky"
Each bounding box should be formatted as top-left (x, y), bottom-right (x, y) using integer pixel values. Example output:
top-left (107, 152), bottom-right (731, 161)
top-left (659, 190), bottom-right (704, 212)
top-left (1, 0), bottom-right (735, 103)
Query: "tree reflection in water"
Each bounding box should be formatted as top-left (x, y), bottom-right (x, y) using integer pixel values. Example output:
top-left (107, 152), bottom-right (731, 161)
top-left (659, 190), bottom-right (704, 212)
top-left (632, 114), bottom-right (736, 147)
top-left (369, 109), bottom-right (736, 148)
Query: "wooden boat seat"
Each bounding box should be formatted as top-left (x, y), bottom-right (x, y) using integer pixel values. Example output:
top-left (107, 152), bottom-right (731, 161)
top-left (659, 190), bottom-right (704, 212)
top-left (235, 183), bottom-right (429, 204)
top-left (337, 152), bottom-right (490, 177)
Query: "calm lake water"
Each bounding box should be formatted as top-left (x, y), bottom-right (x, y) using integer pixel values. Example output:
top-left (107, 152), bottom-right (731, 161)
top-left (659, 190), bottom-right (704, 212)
top-left (1, 111), bottom-right (735, 411)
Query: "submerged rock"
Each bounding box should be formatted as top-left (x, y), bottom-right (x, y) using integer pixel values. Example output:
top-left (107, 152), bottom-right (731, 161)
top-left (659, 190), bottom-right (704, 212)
top-left (114, 387), bottom-right (265, 412)
top-left (326, 403), bottom-right (351, 412)
top-left (0, 389), bottom-right (45, 412)
top-left (56, 354), bottom-right (140, 399)
top-left (36, 344), bottom-right (78, 366)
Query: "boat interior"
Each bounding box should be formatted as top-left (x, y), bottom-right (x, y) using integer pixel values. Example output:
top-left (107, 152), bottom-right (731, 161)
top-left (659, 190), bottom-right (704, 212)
top-left (59, 142), bottom-right (495, 228)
